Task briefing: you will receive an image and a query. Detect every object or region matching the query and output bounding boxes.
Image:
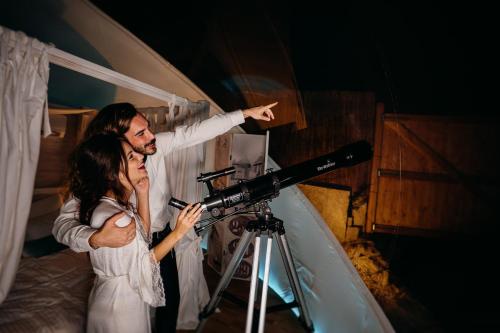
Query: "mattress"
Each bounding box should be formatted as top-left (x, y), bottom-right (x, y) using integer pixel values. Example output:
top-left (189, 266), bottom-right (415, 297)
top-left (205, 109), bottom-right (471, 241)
top-left (0, 249), bottom-right (94, 332)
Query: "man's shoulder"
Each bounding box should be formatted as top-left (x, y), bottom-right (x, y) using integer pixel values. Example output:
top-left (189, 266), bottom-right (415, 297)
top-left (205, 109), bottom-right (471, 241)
top-left (151, 131), bottom-right (175, 156)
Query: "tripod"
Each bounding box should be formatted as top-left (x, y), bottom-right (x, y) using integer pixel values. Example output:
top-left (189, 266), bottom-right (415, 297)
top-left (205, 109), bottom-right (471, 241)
top-left (196, 202), bottom-right (314, 333)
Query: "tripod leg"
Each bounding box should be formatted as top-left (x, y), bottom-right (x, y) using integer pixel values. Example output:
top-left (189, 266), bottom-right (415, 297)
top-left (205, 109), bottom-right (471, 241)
top-left (257, 234), bottom-right (273, 333)
top-left (196, 229), bottom-right (256, 333)
top-left (245, 235), bottom-right (261, 333)
top-left (273, 231), bottom-right (314, 331)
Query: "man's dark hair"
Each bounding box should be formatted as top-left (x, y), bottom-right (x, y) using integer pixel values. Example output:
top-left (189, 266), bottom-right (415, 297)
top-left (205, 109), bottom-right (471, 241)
top-left (84, 102), bottom-right (143, 139)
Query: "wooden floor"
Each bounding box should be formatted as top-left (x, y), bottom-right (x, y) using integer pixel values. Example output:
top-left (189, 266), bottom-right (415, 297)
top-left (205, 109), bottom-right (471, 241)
top-left (177, 258), bottom-right (308, 333)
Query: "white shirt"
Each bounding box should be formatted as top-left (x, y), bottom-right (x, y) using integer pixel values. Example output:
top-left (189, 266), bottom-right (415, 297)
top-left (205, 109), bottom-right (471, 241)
top-left (52, 110), bottom-right (244, 251)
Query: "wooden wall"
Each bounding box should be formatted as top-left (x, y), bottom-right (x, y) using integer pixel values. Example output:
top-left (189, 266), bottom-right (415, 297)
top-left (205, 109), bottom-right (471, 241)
top-left (268, 91), bottom-right (376, 195)
top-left (34, 109), bottom-right (96, 192)
top-left (367, 105), bottom-right (499, 236)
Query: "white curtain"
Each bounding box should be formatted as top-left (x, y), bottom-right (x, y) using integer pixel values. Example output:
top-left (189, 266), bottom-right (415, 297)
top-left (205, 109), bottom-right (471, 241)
top-left (141, 101), bottom-right (210, 329)
top-left (166, 101), bottom-right (210, 330)
top-left (0, 26), bottom-right (51, 303)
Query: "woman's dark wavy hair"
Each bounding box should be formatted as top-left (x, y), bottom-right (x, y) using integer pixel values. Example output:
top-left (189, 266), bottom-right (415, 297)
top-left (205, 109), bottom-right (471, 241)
top-left (84, 102), bottom-right (141, 139)
top-left (68, 133), bottom-right (130, 225)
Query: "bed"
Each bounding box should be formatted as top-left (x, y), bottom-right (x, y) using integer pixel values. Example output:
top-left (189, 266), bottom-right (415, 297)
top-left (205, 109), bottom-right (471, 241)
top-left (0, 248), bottom-right (94, 332)
top-left (0, 190), bottom-right (95, 333)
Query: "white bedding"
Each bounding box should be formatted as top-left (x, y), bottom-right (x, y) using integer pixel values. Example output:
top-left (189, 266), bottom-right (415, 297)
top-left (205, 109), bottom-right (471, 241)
top-left (0, 249), bottom-right (94, 332)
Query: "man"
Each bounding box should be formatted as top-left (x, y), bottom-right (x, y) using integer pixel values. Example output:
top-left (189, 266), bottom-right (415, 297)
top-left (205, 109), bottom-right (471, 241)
top-left (52, 101), bottom-right (276, 332)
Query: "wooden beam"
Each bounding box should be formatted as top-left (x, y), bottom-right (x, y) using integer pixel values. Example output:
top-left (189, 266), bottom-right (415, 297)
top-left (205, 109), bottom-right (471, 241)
top-left (379, 169), bottom-right (458, 183)
top-left (33, 187), bottom-right (61, 195)
top-left (48, 108), bottom-right (96, 115)
top-left (366, 103), bottom-right (384, 233)
top-left (372, 224), bottom-right (457, 238)
top-left (48, 108), bottom-right (97, 142)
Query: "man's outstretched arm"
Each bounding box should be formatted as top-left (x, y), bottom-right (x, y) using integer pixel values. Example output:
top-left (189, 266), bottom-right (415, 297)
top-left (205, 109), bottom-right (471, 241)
top-left (155, 102), bottom-right (278, 155)
top-left (52, 197), bottom-right (136, 251)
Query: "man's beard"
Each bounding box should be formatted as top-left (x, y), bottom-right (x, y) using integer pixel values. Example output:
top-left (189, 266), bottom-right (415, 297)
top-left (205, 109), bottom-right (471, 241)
top-left (134, 138), bottom-right (157, 155)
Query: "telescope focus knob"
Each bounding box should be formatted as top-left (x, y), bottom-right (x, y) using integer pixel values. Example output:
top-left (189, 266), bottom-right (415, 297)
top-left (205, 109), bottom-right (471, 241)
top-left (210, 207), bottom-right (222, 217)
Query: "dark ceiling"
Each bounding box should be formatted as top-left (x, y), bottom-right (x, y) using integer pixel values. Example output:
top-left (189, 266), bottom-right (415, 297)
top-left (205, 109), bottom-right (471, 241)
top-left (90, 0), bottom-right (492, 117)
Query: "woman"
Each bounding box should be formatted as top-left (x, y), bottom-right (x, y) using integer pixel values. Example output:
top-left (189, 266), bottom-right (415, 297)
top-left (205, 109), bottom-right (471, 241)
top-left (67, 133), bottom-right (202, 332)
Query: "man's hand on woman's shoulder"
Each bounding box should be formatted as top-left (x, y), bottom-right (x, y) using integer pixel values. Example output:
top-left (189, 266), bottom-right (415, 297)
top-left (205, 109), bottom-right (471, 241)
top-left (89, 212), bottom-right (136, 249)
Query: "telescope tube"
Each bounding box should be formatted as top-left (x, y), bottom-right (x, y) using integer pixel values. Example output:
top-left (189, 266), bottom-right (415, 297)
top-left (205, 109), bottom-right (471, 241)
top-left (186, 140), bottom-right (373, 215)
top-left (274, 140), bottom-right (373, 188)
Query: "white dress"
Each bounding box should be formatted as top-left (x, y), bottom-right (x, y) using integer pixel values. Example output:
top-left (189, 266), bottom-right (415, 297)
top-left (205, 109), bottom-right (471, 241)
top-left (86, 197), bottom-right (165, 333)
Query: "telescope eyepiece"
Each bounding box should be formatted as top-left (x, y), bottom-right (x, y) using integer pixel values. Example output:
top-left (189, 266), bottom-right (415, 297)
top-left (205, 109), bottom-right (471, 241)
top-left (169, 197), bottom-right (208, 213)
top-left (168, 197), bottom-right (188, 210)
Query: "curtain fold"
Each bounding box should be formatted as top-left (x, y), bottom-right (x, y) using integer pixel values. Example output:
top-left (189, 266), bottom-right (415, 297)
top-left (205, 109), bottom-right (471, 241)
top-left (141, 101), bottom-right (210, 329)
top-left (0, 26), bottom-right (51, 303)
top-left (166, 101), bottom-right (210, 330)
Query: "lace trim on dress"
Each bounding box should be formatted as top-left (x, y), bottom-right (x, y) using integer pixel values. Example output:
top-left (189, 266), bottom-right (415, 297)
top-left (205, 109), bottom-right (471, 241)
top-left (149, 250), bottom-right (165, 307)
top-left (132, 206), bottom-right (152, 245)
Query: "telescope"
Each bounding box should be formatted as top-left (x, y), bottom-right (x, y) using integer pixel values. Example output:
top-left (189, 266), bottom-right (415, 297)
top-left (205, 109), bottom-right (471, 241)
top-left (169, 140), bottom-right (373, 229)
